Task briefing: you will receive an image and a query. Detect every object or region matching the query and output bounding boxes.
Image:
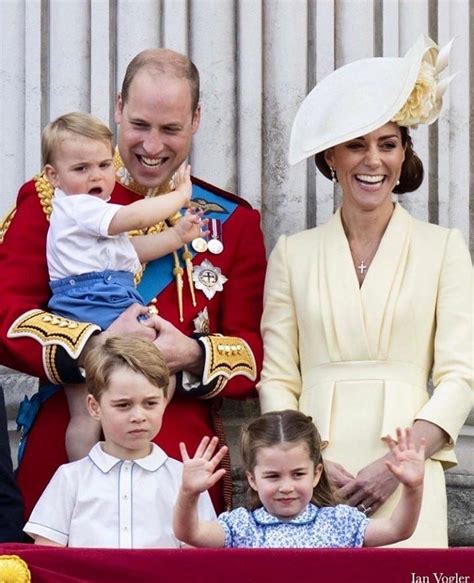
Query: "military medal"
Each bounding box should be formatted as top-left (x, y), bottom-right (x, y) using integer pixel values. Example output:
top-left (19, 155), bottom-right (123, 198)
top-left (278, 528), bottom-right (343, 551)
top-left (192, 259), bottom-right (228, 300)
top-left (192, 237), bottom-right (208, 253)
top-left (193, 307), bottom-right (210, 333)
top-left (207, 219), bottom-right (224, 254)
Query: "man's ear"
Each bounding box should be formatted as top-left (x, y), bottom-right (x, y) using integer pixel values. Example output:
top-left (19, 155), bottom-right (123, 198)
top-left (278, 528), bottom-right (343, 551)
top-left (114, 94), bottom-right (124, 124)
top-left (44, 164), bottom-right (59, 187)
top-left (191, 105), bottom-right (201, 135)
top-left (246, 471), bottom-right (258, 492)
top-left (87, 394), bottom-right (101, 421)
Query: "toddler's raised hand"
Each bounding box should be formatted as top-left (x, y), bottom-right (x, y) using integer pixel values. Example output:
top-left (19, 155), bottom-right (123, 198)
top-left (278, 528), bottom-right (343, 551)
top-left (174, 209), bottom-right (209, 245)
top-left (173, 163), bottom-right (192, 206)
top-left (179, 436), bottom-right (227, 496)
top-left (383, 427), bottom-right (425, 490)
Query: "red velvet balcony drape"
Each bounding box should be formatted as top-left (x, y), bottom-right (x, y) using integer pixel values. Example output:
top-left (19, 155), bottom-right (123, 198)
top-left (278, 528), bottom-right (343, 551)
top-left (0, 544), bottom-right (472, 583)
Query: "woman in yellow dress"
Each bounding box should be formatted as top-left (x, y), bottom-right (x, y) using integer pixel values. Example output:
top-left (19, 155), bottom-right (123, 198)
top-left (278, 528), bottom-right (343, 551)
top-left (258, 36), bottom-right (472, 547)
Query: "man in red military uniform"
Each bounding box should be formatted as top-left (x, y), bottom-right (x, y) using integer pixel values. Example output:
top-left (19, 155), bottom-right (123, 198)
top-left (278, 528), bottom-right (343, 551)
top-left (0, 48), bottom-right (266, 519)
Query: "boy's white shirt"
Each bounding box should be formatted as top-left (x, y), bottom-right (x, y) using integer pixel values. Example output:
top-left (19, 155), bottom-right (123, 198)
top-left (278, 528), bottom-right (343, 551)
top-left (24, 442), bottom-right (216, 548)
top-left (47, 188), bottom-right (141, 281)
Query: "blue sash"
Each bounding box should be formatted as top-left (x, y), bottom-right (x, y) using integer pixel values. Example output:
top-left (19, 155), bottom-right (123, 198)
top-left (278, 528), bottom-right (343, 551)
top-left (138, 183), bottom-right (237, 303)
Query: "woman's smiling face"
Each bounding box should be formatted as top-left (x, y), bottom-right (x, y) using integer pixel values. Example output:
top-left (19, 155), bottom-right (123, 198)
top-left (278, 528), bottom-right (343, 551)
top-left (324, 122), bottom-right (405, 213)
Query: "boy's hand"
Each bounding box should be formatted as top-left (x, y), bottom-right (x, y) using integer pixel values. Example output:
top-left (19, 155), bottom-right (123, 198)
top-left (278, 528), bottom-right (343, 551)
top-left (173, 163), bottom-right (193, 206)
top-left (174, 209), bottom-right (209, 244)
top-left (383, 427), bottom-right (425, 490)
top-left (179, 436), bottom-right (227, 496)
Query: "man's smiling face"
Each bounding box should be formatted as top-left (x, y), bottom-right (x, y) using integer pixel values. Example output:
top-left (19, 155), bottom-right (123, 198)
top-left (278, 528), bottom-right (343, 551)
top-left (115, 68), bottom-right (200, 189)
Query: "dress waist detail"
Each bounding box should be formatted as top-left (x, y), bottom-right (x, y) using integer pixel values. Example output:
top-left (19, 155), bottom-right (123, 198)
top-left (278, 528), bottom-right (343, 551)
top-left (302, 360), bottom-right (427, 389)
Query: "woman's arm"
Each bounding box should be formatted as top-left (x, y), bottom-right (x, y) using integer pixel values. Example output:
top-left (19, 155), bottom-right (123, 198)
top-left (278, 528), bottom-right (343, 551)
top-left (173, 437), bottom-right (227, 547)
top-left (337, 419), bottom-right (448, 514)
top-left (413, 229), bottom-right (473, 458)
top-left (258, 235), bottom-right (303, 412)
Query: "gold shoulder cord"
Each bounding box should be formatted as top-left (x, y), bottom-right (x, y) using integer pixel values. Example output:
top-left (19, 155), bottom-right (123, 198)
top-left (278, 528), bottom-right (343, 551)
top-left (35, 172), bottom-right (54, 220)
top-left (167, 211), bottom-right (197, 321)
top-left (1, 173), bottom-right (52, 243)
top-left (113, 148), bottom-right (196, 320)
top-left (0, 205), bottom-right (16, 243)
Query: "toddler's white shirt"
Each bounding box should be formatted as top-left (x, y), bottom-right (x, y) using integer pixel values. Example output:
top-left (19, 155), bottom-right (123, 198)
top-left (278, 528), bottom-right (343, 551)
top-left (47, 188), bottom-right (141, 281)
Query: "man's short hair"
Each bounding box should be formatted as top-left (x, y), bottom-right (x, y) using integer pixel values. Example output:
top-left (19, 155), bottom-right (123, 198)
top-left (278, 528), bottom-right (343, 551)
top-left (84, 336), bottom-right (170, 401)
top-left (120, 48), bottom-right (200, 113)
top-left (42, 111), bottom-right (113, 167)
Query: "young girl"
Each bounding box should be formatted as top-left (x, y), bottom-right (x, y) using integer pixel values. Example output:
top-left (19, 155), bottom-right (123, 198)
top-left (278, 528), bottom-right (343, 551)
top-left (173, 410), bottom-right (425, 547)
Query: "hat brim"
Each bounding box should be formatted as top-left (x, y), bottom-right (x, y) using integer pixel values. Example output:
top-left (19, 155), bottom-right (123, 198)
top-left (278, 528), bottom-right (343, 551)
top-left (289, 35), bottom-right (437, 165)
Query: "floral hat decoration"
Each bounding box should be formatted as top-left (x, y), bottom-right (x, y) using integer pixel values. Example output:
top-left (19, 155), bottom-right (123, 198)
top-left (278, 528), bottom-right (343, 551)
top-left (289, 35), bottom-right (455, 165)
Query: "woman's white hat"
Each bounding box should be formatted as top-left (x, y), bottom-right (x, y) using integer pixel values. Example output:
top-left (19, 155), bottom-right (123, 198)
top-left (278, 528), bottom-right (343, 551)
top-left (289, 35), bottom-right (455, 165)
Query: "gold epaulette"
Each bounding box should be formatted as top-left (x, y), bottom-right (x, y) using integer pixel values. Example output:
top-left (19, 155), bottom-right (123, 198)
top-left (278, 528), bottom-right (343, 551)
top-left (198, 335), bottom-right (257, 398)
top-left (7, 309), bottom-right (100, 360)
top-left (0, 555), bottom-right (31, 582)
top-left (35, 172), bottom-right (54, 220)
top-left (0, 205), bottom-right (16, 243)
top-left (0, 173), bottom-right (53, 243)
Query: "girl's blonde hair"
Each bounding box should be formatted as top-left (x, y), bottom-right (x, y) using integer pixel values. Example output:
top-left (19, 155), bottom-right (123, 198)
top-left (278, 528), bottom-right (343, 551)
top-left (42, 111), bottom-right (113, 166)
top-left (240, 410), bottom-right (337, 509)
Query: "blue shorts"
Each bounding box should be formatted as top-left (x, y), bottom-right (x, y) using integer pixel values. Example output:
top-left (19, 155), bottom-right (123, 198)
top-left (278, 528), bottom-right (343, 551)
top-left (48, 270), bottom-right (145, 330)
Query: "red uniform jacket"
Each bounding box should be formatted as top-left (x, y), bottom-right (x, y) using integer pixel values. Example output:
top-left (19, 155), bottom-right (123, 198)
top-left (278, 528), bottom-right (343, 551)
top-left (0, 169), bottom-right (266, 517)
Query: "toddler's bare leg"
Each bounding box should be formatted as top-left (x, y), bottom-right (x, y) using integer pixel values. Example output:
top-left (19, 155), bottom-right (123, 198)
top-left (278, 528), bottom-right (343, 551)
top-left (64, 384), bottom-right (101, 461)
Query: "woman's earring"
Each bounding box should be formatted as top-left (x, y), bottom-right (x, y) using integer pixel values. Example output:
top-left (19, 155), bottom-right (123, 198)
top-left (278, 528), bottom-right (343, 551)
top-left (396, 179), bottom-right (400, 186)
top-left (330, 167), bottom-right (337, 184)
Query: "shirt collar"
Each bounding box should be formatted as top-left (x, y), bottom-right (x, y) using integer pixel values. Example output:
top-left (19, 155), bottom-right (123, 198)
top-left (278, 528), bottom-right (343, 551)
top-left (252, 504), bottom-right (318, 526)
top-left (88, 442), bottom-right (169, 473)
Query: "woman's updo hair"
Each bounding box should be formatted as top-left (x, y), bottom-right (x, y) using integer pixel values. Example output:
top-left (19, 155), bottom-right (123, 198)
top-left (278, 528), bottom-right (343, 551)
top-left (315, 126), bottom-right (424, 194)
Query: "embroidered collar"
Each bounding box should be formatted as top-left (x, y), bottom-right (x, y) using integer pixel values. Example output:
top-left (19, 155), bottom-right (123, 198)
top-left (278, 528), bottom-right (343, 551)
top-left (113, 148), bottom-right (174, 198)
top-left (88, 442), bottom-right (168, 473)
top-left (252, 504), bottom-right (318, 526)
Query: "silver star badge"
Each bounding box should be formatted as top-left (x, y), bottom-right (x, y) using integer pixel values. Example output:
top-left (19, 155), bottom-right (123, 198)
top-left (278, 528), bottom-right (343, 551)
top-left (192, 259), bottom-right (228, 300)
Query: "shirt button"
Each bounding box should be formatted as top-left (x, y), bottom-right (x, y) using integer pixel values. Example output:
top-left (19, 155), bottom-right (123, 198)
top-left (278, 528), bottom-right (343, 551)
top-left (69, 279), bottom-right (76, 285)
top-left (123, 526), bottom-right (128, 531)
top-left (122, 494), bottom-right (129, 500)
top-left (106, 275), bottom-right (112, 282)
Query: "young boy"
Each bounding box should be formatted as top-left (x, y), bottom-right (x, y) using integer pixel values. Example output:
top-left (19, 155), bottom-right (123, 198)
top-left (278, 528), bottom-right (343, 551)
top-left (42, 112), bottom-right (207, 461)
top-left (23, 337), bottom-right (216, 548)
